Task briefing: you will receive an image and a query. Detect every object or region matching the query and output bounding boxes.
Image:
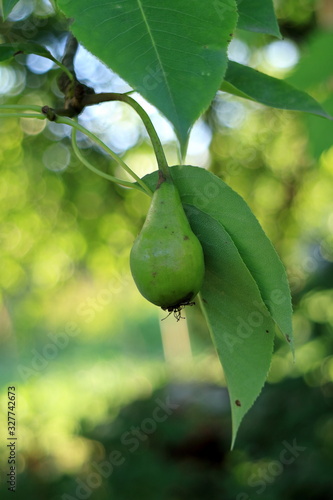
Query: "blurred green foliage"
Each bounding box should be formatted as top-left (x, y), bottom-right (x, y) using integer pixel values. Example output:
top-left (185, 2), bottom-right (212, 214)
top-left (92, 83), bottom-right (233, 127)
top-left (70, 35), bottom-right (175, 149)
top-left (0, 0), bottom-right (333, 498)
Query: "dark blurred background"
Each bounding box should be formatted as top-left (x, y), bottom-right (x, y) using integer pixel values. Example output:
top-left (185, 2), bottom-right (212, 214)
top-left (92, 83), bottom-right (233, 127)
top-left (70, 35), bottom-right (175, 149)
top-left (0, 0), bottom-right (333, 498)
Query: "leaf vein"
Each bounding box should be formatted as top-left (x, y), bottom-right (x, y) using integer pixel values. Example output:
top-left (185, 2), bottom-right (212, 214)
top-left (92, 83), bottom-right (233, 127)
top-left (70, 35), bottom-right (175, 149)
top-left (135, 0), bottom-right (179, 129)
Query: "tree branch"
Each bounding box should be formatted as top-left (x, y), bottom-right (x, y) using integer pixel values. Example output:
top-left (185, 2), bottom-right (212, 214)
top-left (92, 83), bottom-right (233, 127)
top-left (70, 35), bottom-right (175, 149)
top-left (56, 33), bottom-right (95, 117)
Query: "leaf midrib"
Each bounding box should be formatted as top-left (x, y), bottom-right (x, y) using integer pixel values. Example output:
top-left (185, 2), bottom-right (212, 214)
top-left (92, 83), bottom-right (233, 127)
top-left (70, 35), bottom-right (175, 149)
top-left (136, 0), bottom-right (179, 129)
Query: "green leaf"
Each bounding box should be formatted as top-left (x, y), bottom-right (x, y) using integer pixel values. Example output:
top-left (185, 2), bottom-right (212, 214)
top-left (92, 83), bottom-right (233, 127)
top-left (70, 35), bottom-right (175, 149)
top-left (56, 0), bottom-right (238, 153)
top-left (236, 0), bottom-right (281, 38)
top-left (0, 42), bottom-right (56, 62)
top-left (0, 44), bottom-right (15, 61)
top-left (305, 95), bottom-right (333, 159)
top-left (142, 165), bottom-right (293, 446)
top-left (188, 207), bottom-right (275, 448)
top-left (0, 42), bottom-right (74, 81)
top-left (284, 32), bottom-right (333, 157)
top-left (287, 31), bottom-right (333, 90)
top-left (222, 61), bottom-right (332, 120)
top-left (0, 0), bottom-right (20, 20)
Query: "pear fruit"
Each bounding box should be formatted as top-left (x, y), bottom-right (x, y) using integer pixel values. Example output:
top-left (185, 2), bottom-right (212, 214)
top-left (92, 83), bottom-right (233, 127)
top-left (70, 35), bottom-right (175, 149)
top-left (130, 175), bottom-right (205, 311)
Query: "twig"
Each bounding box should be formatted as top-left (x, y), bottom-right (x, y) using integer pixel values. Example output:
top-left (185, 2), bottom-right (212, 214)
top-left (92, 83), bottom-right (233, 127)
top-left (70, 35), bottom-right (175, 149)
top-left (56, 34), bottom-right (95, 116)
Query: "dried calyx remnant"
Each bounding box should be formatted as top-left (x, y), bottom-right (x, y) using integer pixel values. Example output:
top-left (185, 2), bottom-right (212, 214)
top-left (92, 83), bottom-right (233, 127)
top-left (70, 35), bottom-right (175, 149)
top-left (130, 172), bottom-right (205, 319)
top-left (161, 301), bottom-right (196, 321)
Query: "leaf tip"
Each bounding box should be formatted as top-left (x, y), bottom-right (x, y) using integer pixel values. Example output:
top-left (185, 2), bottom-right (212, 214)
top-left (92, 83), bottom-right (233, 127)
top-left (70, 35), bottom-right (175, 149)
top-left (178, 131), bottom-right (190, 163)
top-left (275, 28), bottom-right (283, 40)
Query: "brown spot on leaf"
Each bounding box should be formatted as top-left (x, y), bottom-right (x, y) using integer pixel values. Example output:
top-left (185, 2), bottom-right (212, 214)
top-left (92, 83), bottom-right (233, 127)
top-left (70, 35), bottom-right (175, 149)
top-left (265, 329), bottom-right (269, 333)
top-left (183, 235), bottom-right (189, 240)
top-left (235, 400), bottom-right (241, 407)
top-left (286, 335), bottom-right (291, 343)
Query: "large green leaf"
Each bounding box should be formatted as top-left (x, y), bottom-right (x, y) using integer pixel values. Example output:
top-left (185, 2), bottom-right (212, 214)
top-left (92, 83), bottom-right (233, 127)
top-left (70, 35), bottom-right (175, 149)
top-left (236, 0), bottom-right (281, 38)
top-left (188, 207), bottom-right (275, 448)
top-left (56, 0), bottom-right (238, 153)
top-left (0, 0), bottom-right (19, 20)
top-left (142, 165), bottom-right (293, 445)
top-left (222, 61), bottom-right (332, 120)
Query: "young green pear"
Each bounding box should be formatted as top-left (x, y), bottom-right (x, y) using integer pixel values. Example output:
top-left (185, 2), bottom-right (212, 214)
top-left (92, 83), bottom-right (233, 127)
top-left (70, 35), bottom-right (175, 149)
top-left (130, 175), bottom-right (205, 311)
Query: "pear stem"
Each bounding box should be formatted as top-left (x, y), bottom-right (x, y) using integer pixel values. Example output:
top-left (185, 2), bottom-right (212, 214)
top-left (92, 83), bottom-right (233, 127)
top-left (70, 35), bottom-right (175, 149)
top-left (71, 126), bottom-right (149, 194)
top-left (49, 113), bottom-right (153, 196)
top-left (81, 92), bottom-right (172, 181)
top-left (0, 104), bottom-right (44, 112)
top-left (0, 113), bottom-right (45, 119)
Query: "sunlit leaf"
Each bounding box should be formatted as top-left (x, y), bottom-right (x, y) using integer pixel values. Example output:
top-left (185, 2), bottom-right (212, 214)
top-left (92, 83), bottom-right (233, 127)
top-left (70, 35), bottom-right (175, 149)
top-left (142, 165), bottom-right (293, 445)
top-left (56, 0), bottom-right (238, 154)
top-left (222, 61), bottom-right (332, 120)
top-left (0, 0), bottom-right (20, 20)
top-left (236, 0), bottom-right (281, 38)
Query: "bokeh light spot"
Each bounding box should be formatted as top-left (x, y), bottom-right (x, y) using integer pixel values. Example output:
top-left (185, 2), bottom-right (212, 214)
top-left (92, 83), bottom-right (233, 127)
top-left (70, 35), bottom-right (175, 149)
top-left (43, 143), bottom-right (70, 172)
top-left (26, 54), bottom-right (55, 75)
top-left (228, 39), bottom-right (250, 65)
top-left (265, 40), bottom-right (300, 70)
